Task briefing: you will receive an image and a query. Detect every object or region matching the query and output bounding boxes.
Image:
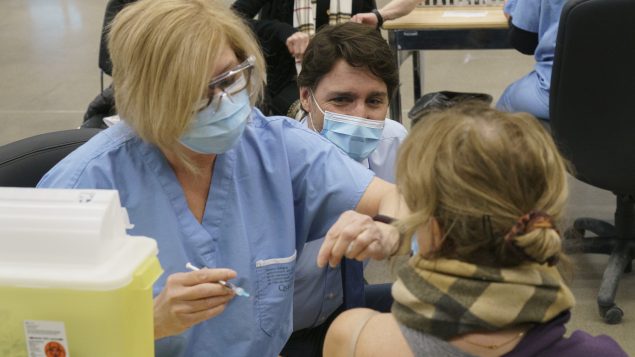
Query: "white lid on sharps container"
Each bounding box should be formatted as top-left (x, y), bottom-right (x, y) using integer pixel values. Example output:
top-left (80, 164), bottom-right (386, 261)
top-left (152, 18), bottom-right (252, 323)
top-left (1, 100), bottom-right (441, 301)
top-left (0, 188), bottom-right (159, 291)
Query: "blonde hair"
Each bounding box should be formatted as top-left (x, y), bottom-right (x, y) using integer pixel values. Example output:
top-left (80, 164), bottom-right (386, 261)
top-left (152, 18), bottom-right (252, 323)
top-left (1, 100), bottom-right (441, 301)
top-left (108, 0), bottom-right (265, 161)
top-left (396, 104), bottom-right (569, 267)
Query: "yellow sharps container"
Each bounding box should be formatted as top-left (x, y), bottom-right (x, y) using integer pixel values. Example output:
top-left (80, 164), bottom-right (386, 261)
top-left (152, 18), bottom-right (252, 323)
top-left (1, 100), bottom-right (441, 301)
top-left (0, 188), bottom-right (163, 357)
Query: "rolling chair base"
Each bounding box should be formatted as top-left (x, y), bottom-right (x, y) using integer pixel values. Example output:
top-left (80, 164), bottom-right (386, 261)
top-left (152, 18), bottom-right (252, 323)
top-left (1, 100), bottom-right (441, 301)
top-left (564, 197), bottom-right (635, 324)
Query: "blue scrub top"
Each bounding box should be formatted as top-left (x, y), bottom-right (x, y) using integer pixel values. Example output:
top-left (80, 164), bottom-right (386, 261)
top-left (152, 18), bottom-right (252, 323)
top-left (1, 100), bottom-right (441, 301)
top-left (506, 0), bottom-right (566, 90)
top-left (37, 108), bottom-right (375, 357)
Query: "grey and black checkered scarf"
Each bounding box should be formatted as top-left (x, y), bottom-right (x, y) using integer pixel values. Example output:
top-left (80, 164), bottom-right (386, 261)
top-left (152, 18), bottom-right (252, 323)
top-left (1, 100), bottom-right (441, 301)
top-left (391, 255), bottom-right (575, 340)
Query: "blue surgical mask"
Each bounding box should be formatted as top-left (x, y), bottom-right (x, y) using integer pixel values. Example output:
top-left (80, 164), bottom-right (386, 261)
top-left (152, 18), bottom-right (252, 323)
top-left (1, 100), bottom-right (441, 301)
top-left (180, 89), bottom-right (251, 154)
top-left (411, 234), bottom-right (419, 256)
top-left (310, 92), bottom-right (385, 162)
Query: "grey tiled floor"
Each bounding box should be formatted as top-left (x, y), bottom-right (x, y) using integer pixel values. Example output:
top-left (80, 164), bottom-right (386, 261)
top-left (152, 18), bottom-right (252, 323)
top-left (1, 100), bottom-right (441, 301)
top-left (0, 0), bottom-right (105, 144)
top-left (1, 0), bottom-right (633, 355)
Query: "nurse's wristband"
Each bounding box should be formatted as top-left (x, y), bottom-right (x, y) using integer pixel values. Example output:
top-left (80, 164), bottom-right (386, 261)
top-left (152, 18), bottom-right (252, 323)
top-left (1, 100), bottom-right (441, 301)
top-left (372, 9), bottom-right (384, 30)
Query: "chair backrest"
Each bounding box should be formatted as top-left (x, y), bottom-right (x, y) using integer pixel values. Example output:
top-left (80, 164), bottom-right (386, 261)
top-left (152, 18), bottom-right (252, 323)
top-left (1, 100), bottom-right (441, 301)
top-left (99, 0), bottom-right (137, 76)
top-left (0, 129), bottom-right (101, 188)
top-left (550, 0), bottom-right (635, 194)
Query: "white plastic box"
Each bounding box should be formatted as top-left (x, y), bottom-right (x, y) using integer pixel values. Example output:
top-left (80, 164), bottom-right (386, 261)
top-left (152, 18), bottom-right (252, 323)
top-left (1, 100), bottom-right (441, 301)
top-left (0, 188), bottom-right (162, 357)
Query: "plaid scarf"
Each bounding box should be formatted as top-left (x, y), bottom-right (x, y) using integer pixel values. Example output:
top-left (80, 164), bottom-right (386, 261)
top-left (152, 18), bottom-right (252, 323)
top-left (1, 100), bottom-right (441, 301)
top-left (391, 255), bottom-right (575, 340)
top-left (293, 0), bottom-right (352, 36)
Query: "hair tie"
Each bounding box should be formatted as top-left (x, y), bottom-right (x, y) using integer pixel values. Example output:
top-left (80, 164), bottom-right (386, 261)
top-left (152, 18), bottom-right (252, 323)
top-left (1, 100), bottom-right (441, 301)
top-left (504, 211), bottom-right (556, 241)
top-left (504, 211), bottom-right (559, 266)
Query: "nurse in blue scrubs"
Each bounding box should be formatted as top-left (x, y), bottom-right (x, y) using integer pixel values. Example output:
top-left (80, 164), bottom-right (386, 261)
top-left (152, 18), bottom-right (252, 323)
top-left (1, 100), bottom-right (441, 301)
top-left (497, 0), bottom-right (567, 120)
top-left (37, 0), bottom-right (403, 356)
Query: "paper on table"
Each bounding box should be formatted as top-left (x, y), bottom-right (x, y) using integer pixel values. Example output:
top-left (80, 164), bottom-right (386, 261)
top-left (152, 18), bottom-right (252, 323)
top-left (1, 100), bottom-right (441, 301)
top-left (442, 11), bottom-right (488, 18)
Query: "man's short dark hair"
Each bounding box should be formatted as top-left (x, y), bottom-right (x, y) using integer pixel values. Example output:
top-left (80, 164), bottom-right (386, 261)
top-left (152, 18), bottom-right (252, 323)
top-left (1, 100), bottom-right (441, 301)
top-left (297, 22), bottom-right (399, 99)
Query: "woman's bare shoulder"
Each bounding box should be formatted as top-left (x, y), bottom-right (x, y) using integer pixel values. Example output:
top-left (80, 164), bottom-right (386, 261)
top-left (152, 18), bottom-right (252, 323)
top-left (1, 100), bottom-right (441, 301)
top-left (324, 309), bottom-right (413, 357)
top-left (356, 313), bottom-right (413, 357)
top-left (324, 308), bottom-right (379, 357)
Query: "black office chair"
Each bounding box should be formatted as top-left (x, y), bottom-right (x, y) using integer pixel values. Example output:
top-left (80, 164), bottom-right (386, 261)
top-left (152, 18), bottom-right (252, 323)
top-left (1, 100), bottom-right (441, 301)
top-left (98, 0), bottom-right (137, 88)
top-left (550, 0), bottom-right (635, 324)
top-left (83, 0), bottom-right (137, 129)
top-left (0, 129), bottom-right (101, 188)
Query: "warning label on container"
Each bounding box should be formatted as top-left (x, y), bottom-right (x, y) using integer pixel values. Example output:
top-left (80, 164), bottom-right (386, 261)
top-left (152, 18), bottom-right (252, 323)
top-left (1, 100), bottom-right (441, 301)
top-left (23, 320), bottom-right (70, 357)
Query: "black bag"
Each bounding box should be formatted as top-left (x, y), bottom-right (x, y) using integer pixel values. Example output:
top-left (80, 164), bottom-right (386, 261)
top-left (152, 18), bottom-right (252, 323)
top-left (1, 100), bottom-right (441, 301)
top-left (408, 91), bottom-right (493, 126)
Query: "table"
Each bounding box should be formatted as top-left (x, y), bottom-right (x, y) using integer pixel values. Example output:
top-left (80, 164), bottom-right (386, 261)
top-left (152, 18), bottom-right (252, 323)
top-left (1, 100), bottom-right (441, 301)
top-left (383, 6), bottom-right (510, 122)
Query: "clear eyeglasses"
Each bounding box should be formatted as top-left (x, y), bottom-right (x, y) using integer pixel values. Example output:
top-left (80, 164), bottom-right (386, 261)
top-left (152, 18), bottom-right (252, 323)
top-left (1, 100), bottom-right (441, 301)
top-left (195, 55), bottom-right (256, 112)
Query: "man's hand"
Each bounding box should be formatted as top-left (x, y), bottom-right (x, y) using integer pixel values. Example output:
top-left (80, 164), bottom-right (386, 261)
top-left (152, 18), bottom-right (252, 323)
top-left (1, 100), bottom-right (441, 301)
top-left (286, 32), bottom-right (310, 60)
top-left (153, 268), bottom-right (236, 340)
top-left (317, 210), bottom-right (400, 268)
top-left (350, 13), bottom-right (379, 27)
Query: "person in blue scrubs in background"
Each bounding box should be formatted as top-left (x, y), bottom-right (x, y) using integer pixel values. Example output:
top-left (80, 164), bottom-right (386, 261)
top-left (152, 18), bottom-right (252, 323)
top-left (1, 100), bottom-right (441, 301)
top-left (37, 0), bottom-right (405, 356)
top-left (281, 22), bottom-right (408, 357)
top-left (496, 0), bottom-right (567, 121)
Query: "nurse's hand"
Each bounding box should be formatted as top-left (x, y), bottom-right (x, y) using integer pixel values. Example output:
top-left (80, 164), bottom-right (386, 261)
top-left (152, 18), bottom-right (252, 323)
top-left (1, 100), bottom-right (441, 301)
top-left (153, 268), bottom-right (236, 340)
top-left (317, 210), bottom-right (400, 268)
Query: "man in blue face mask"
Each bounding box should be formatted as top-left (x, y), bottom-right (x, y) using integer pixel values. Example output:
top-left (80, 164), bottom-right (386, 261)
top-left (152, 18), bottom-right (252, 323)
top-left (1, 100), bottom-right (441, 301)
top-left (279, 22), bottom-right (408, 357)
top-left (297, 23), bottom-right (407, 183)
